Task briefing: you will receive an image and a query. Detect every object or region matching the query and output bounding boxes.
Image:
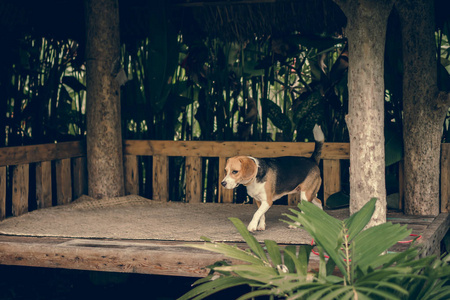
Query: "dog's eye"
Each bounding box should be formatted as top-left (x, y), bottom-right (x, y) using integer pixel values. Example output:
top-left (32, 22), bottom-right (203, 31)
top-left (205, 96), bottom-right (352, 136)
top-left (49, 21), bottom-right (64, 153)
top-left (232, 170), bottom-right (238, 175)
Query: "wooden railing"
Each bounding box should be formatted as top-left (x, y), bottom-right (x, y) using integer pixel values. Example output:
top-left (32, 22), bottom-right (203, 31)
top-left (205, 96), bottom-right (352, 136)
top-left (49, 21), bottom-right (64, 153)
top-left (123, 140), bottom-right (350, 204)
top-left (0, 141), bottom-right (86, 220)
top-left (0, 141), bottom-right (448, 222)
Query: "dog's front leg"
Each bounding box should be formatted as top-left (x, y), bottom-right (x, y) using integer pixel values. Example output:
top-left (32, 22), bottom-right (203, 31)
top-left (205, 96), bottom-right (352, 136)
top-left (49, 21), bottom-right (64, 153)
top-left (248, 200), bottom-right (270, 232)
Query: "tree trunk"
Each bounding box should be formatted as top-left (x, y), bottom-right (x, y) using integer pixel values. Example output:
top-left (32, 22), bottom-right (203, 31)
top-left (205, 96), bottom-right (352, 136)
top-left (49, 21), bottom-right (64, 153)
top-left (396, 0), bottom-right (450, 216)
top-left (334, 0), bottom-right (394, 226)
top-left (85, 0), bottom-right (125, 199)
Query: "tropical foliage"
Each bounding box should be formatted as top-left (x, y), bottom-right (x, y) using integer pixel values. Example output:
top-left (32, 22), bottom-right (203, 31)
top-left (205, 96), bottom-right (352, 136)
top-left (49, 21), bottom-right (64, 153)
top-left (179, 199), bottom-right (450, 300)
top-left (1, 5), bottom-right (449, 203)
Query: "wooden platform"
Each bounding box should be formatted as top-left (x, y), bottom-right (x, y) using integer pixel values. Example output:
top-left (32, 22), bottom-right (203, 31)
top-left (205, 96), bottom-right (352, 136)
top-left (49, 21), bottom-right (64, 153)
top-left (0, 141), bottom-right (448, 277)
top-left (0, 208), bottom-right (447, 278)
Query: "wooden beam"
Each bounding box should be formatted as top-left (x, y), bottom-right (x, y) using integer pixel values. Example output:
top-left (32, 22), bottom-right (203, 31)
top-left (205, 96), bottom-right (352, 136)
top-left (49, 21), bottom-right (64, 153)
top-left (218, 157), bottom-right (233, 203)
top-left (0, 141), bottom-right (85, 167)
top-left (288, 193), bottom-right (301, 206)
top-left (185, 156), bottom-right (202, 203)
top-left (12, 164), bottom-right (29, 216)
top-left (55, 158), bottom-right (72, 205)
top-left (124, 155), bottom-right (139, 195)
top-left (0, 166), bottom-right (6, 220)
top-left (124, 140), bottom-right (350, 160)
top-left (441, 144), bottom-right (449, 213)
top-left (323, 159), bottom-right (341, 205)
top-left (417, 213), bottom-right (450, 257)
top-left (36, 161), bottom-right (52, 209)
top-left (152, 155), bottom-right (169, 201)
top-left (72, 157), bottom-right (87, 199)
top-left (0, 235), bottom-right (325, 278)
top-left (398, 160), bottom-right (404, 211)
top-left (0, 236), bottom-right (237, 277)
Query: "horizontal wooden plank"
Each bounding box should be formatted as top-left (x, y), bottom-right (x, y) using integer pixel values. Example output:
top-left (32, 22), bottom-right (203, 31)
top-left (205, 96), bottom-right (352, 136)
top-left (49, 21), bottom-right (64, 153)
top-left (124, 140), bottom-right (350, 160)
top-left (0, 235), bottom-right (325, 277)
top-left (417, 213), bottom-right (450, 257)
top-left (0, 236), bottom-right (231, 277)
top-left (0, 141), bottom-right (85, 167)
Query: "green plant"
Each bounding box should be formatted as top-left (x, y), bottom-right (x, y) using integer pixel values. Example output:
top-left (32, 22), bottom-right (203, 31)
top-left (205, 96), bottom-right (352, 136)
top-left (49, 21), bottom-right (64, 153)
top-left (179, 199), bottom-right (450, 300)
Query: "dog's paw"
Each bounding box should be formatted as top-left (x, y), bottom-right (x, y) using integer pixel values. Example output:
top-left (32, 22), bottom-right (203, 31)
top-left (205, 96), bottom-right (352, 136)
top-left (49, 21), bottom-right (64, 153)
top-left (247, 222), bottom-right (258, 232)
top-left (256, 223), bottom-right (266, 231)
top-left (288, 222), bottom-right (301, 229)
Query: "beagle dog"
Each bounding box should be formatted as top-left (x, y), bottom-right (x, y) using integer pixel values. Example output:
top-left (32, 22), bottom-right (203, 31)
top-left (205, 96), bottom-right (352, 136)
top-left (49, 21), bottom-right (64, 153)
top-left (221, 124), bottom-right (324, 232)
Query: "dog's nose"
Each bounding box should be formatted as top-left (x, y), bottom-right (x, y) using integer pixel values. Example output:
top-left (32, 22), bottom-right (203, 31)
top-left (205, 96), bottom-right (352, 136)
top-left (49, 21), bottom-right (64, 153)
top-left (221, 181), bottom-right (227, 187)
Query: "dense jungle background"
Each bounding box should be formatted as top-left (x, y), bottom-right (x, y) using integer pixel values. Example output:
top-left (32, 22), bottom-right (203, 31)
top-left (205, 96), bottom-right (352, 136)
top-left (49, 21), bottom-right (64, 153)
top-left (1, 2), bottom-right (449, 205)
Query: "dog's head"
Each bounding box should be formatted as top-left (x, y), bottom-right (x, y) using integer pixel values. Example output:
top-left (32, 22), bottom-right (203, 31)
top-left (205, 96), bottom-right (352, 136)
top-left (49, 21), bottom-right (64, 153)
top-left (221, 156), bottom-right (258, 189)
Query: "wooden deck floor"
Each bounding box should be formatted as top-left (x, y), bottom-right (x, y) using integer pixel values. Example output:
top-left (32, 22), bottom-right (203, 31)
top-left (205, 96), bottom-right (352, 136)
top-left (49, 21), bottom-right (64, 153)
top-left (0, 203), bottom-right (447, 278)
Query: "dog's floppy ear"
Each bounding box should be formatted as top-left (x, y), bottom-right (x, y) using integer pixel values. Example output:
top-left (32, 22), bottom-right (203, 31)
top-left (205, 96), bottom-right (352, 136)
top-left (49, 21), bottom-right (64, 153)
top-left (239, 157), bottom-right (257, 183)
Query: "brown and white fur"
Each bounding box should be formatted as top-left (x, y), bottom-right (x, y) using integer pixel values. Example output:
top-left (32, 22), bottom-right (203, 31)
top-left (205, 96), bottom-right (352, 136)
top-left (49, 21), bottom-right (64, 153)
top-left (221, 125), bottom-right (324, 232)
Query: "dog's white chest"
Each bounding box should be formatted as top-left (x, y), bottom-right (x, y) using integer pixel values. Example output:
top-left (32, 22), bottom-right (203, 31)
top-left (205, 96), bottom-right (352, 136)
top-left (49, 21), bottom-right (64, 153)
top-left (246, 181), bottom-right (267, 202)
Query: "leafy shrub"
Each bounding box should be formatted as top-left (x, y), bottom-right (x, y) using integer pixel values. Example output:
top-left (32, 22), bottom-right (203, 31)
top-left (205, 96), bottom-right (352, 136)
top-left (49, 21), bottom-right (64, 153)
top-left (179, 199), bottom-right (450, 300)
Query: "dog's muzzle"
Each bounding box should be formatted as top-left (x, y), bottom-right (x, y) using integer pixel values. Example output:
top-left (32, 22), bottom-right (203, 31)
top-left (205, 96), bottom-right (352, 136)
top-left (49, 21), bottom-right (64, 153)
top-left (221, 180), bottom-right (239, 189)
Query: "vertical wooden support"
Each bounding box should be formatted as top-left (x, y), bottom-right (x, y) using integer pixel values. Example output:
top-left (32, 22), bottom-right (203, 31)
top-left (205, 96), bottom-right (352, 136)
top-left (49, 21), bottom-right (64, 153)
top-left (288, 193), bottom-right (301, 206)
top-left (152, 155), bottom-right (169, 201)
top-left (124, 155), bottom-right (139, 195)
top-left (185, 156), bottom-right (202, 203)
top-left (398, 160), bottom-right (404, 211)
top-left (72, 157), bottom-right (88, 199)
top-left (441, 144), bottom-right (449, 213)
top-left (218, 157), bottom-right (233, 203)
top-left (323, 159), bottom-right (341, 206)
top-left (36, 161), bottom-right (52, 209)
top-left (0, 166), bottom-right (6, 220)
top-left (55, 158), bottom-right (72, 205)
top-left (12, 164), bottom-right (29, 216)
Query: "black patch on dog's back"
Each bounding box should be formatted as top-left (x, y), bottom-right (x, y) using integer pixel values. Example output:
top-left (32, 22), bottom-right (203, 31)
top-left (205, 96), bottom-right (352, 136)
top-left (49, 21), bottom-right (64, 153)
top-left (256, 157), bottom-right (318, 194)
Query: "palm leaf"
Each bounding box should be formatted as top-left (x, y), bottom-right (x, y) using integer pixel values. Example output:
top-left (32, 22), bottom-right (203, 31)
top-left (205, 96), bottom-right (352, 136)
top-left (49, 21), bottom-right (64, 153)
top-left (229, 218), bottom-right (268, 263)
top-left (344, 198), bottom-right (377, 241)
top-left (283, 201), bottom-right (347, 276)
top-left (177, 276), bottom-right (256, 300)
top-left (236, 289), bottom-right (275, 300)
top-left (283, 248), bottom-right (306, 276)
top-left (355, 286), bottom-right (402, 300)
top-left (264, 240), bottom-right (282, 266)
top-left (351, 222), bottom-right (411, 271)
top-left (283, 245), bottom-right (297, 273)
top-left (187, 242), bottom-right (265, 266)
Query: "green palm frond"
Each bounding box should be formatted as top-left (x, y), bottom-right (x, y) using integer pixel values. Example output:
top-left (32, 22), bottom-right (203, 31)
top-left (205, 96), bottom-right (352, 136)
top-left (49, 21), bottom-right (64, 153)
top-left (180, 198), bottom-right (450, 300)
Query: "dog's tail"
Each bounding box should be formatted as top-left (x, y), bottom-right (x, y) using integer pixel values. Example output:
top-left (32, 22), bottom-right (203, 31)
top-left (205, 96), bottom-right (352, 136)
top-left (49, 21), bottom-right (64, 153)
top-left (311, 124), bottom-right (325, 165)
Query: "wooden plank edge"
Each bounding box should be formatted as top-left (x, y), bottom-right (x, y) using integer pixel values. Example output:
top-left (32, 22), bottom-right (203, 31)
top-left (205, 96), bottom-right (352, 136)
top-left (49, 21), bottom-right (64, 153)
top-left (417, 213), bottom-right (450, 258)
top-left (0, 236), bottom-right (323, 277)
top-left (0, 141), bottom-right (85, 167)
top-left (124, 140), bottom-right (350, 159)
top-left (0, 236), bottom-right (231, 277)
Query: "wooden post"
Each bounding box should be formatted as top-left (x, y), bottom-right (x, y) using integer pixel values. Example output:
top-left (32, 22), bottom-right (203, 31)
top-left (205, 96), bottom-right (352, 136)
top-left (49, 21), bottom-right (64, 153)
top-left (218, 157), bottom-right (233, 203)
top-left (152, 155), bottom-right (169, 201)
top-left (185, 157), bottom-right (202, 203)
top-left (398, 160), bottom-right (404, 211)
top-left (55, 158), bottom-right (72, 205)
top-left (0, 166), bottom-right (6, 220)
top-left (12, 164), bottom-right (29, 216)
top-left (323, 159), bottom-right (341, 206)
top-left (36, 161), bottom-right (52, 209)
top-left (124, 155), bottom-right (139, 195)
top-left (72, 157), bottom-right (87, 199)
top-left (288, 193), bottom-right (301, 206)
top-left (441, 144), bottom-right (449, 213)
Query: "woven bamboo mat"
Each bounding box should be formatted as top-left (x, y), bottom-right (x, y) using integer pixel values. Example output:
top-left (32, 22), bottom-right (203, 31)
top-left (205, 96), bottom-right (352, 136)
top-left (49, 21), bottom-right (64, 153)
top-left (0, 195), bottom-right (349, 244)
